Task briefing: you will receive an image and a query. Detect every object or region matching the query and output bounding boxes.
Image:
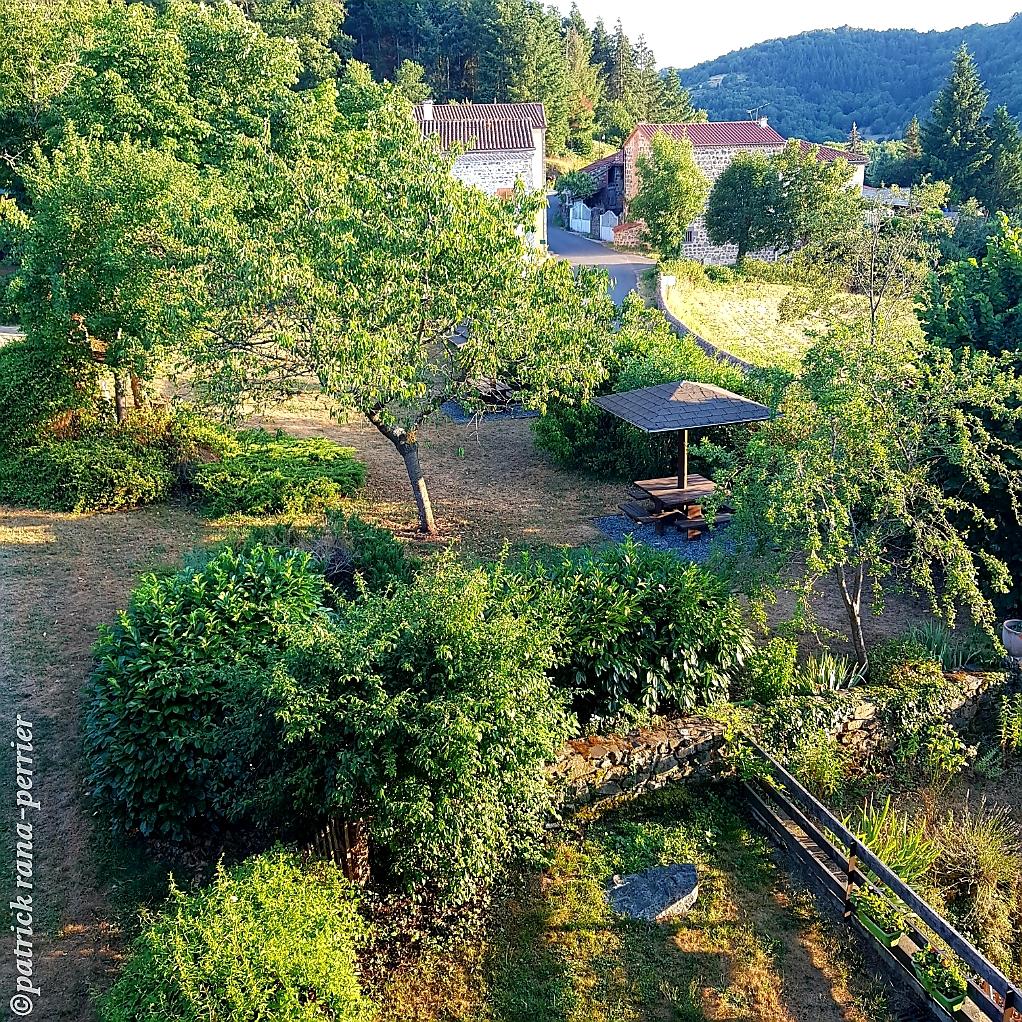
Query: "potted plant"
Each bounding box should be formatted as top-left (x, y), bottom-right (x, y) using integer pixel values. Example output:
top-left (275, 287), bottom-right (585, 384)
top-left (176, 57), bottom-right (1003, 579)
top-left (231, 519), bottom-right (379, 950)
top-left (850, 889), bottom-right (906, 948)
top-left (912, 946), bottom-right (968, 1012)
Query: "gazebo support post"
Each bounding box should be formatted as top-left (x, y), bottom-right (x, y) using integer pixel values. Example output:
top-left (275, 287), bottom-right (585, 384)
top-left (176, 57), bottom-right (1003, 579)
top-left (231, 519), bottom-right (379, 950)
top-left (677, 429), bottom-right (689, 489)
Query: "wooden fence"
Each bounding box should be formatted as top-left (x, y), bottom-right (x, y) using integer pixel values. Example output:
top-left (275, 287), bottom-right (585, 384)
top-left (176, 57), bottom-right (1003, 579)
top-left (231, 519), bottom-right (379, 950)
top-left (309, 817), bottom-right (370, 886)
top-left (742, 740), bottom-right (1021, 1022)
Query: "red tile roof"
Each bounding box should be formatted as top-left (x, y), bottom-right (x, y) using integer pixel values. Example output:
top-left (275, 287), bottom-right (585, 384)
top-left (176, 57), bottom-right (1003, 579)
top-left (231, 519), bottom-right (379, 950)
top-left (633, 120), bottom-right (787, 147)
top-left (414, 101), bottom-right (546, 130)
top-left (419, 118), bottom-right (536, 153)
top-left (799, 139), bottom-right (869, 165)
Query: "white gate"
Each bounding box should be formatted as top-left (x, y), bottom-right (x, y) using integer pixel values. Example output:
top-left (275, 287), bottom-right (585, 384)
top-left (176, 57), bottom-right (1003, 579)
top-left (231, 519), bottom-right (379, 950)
top-left (599, 210), bottom-right (619, 242)
top-left (568, 200), bottom-right (591, 234)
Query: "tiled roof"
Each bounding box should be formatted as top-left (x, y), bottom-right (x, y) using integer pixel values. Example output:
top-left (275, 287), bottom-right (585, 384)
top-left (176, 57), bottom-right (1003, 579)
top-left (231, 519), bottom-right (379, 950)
top-left (799, 140), bottom-right (869, 165)
top-left (633, 120), bottom-right (787, 147)
top-left (579, 151), bottom-right (623, 175)
top-left (414, 101), bottom-right (546, 130)
top-left (420, 118), bottom-right (536, 152)
top-left (594, 380), bottom-right (772, 433)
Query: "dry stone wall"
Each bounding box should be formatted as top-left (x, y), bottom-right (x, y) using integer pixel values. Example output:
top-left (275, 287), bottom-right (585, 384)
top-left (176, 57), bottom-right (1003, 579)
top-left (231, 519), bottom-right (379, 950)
top-left (551, 671), bottom-right (1003, 812)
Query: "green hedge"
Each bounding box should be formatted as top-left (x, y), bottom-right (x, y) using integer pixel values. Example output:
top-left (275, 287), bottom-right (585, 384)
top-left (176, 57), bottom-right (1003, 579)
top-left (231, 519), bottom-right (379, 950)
top-left (84, 545), bottom-right (335, 838)
top-left (96, 850), bottom-right (373, 1022)
top-left (191, 429), bottom-right (367, 517)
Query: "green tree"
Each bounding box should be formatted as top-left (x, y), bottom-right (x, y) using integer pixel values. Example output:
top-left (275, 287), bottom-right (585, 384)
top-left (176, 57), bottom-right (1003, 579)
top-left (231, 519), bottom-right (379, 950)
top-left (562, 13), bottom-right (603, 154)
top-left (848, 121), bottom-right (863, 154)
top-left (922, 44), bottom-right (992, 202)
top-left (904, 115), bottom-right (922, 159)
top-left (190, 66), bottom-right (616, 534)
top-left (769, 139), bottom-right (861, 255)
top-left (984, 106), bottom-right (1022, 215)
top-left (392, 58), bottom-right (431, 102)
top-left (708, 324), bottom-right (1019, 669)
top-left (705, 152), bottom-right (776, 263)
top-left (1, 134), bottom-right (215, 418)
top-left (629, 132), bottom-right (709, 257)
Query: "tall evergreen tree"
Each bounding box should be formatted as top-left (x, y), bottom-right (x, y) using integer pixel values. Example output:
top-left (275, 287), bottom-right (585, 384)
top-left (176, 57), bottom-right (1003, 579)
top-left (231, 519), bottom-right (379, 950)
top-left (984, 105), bottom-right (1022, 214)
top-left (922, 44), bottom-right (993, 202)
top-left (847, 121), bottom-right (863, 154)
top-left (562, 7), bottom-right (604, 155)
top-left (903, 115), bottom-right (922, 159)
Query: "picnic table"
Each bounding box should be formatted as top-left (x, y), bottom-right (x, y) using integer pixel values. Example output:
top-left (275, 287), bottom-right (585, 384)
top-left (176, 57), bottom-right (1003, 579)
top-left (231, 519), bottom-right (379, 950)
top-left (621, 473), bottom-right (728, 539)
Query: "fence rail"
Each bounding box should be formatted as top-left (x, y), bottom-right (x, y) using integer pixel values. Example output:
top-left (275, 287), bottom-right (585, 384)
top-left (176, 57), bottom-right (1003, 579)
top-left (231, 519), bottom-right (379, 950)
top-left (743, 739), bottom-right (1021, 1022)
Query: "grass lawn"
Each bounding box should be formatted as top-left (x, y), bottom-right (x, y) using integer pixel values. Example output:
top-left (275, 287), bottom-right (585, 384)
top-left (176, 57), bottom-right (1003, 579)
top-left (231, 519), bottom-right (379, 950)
top-left (380, 785), bottom-right (899, 1022)
top-left (664, 278), bottom-right (828, 370)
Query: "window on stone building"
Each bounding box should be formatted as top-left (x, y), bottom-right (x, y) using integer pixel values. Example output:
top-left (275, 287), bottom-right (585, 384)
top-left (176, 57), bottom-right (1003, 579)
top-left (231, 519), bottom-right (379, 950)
top-left (684, 227), bottom-right (695, 245)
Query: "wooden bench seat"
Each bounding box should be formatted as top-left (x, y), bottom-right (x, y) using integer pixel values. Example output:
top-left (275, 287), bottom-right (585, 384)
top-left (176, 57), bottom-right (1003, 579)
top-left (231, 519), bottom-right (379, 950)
top-left (619, 500), bottom-right (682, 529)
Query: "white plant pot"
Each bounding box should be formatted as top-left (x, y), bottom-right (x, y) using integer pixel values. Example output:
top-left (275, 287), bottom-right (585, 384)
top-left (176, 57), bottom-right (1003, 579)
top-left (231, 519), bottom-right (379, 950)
top-left (1003, 619), bottom-right (1022, 658)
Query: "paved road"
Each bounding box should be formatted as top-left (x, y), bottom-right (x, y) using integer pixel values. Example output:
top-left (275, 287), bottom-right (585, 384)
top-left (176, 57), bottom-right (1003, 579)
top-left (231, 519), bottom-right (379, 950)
top-left (546, 194), bottom-right (654, 305)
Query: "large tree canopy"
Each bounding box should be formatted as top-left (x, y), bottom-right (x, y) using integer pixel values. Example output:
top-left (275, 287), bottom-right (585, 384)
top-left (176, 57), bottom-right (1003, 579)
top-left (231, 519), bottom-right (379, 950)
top-left (189, 65), bottom-right (617, 533)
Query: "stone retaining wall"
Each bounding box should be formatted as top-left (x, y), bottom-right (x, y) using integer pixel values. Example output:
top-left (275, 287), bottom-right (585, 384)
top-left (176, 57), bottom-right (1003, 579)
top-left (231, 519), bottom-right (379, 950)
top-left (551, 671), bottom-right (1003, 811)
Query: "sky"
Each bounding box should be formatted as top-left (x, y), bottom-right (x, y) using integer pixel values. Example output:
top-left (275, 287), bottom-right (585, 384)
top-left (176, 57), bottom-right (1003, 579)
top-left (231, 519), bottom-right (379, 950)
top-left (559, 1), bottom-right (1022, 68)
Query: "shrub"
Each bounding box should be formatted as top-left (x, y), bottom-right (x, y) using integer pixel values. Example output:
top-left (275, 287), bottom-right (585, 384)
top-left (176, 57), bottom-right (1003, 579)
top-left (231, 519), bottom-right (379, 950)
top-left (908, 619), bottom-right (1000, 671)
top-left (0, 433), bottom-right (176, 512)
top-left (738, 637), bottom-right (798, 703)
top-left (788, 731), bottom-right (849, 798)
top-left (0, 336), bottom-right (99, 446)
top-left (84, 545), bottom-right (334, 838)
top-left (921, 722), bottom-right (974, 783)
top-left (233, 555), bottom-right (572, 906)
top-left (191, 428), bottom-right (366, 516)
top-left (999, 693), bottom-right (1022, 755)
top-left (527, 538), bottom-right (751, 719)
top-left (869, 635), bottom-right (943, 687)
top-left (933, 801), bottom-right (1021, 968)
top-left (95, 849), bottom-right (373, 1022)
top-left (532, 298), bottom-right (751, 478)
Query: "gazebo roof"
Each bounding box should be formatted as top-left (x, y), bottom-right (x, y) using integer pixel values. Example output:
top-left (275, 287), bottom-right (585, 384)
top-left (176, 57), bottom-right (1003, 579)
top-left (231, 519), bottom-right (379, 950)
top-left (594, 380), bottom-right (772, 433)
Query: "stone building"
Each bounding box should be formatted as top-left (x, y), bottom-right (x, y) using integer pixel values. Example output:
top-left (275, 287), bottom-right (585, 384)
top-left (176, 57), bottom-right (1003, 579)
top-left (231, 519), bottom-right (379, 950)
top-left (582, 118), bottom-right (867, 264)
top-left (413, 100), bottom-right (547, 245)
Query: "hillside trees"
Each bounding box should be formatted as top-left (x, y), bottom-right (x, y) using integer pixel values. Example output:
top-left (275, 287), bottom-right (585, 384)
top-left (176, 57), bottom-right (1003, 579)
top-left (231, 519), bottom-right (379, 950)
top-left (189, 65), bottom-right (616, 534)
top-left (630, 132), bottom-right (709, 257)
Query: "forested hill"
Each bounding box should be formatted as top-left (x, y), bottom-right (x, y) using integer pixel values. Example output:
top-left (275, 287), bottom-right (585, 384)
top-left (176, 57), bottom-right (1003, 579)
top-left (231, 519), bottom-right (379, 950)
top-left (679, 15), bottom-right (1022, 141)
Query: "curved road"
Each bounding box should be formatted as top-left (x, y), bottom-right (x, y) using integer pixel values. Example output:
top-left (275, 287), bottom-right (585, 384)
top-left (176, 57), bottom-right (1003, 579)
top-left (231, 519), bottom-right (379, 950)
top-left (546, 194), bottom-right (654, 305)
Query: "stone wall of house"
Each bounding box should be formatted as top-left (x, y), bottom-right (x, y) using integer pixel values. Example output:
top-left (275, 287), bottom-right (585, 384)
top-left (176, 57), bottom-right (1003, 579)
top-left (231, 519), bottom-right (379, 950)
top-left (451, 150), bottom-right (545, 242)
top-left (550, 671), bottom-right (1004, 812)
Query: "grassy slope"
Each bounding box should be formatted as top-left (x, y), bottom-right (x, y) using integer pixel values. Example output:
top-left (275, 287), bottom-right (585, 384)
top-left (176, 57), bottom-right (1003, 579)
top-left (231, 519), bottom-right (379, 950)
top-left (380, 785), bottom-right (895, 1022)
top-left (665, 280), bottom-right (825, 370)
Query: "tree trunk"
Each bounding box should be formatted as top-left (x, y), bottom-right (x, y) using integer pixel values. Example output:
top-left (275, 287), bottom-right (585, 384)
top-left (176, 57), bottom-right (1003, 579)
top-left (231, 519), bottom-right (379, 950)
top-left (364, 409), bottom-right (437, 535)
top-left (113, 373), bottom-right (127, 424)
top-left (129, 373), bottom-right (144, 410)
top-left (834, 565), bottom-right (868, 670)
top-left (400, 438), bottom-right (436, 535)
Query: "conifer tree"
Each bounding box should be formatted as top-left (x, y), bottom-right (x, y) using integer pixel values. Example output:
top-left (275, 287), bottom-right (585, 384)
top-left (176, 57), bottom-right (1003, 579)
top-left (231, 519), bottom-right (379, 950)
top-left (922, 44), bottom-right (992, 202)
top-left (984, 105), bottom-right (1022, 214)
top-left (847, 121), bottom-right (863, 154)
top-left (903, 115), bottom-right (922, 159)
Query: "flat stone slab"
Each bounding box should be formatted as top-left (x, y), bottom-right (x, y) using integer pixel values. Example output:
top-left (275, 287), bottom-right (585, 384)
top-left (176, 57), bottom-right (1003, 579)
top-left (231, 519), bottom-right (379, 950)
top-left (605, 863), bottom-right (698, 922)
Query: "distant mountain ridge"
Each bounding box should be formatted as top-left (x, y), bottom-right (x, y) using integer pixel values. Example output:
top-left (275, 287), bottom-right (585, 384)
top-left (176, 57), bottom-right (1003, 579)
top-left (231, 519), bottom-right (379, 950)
top-left (677, 15), bottom-right (1022, 141)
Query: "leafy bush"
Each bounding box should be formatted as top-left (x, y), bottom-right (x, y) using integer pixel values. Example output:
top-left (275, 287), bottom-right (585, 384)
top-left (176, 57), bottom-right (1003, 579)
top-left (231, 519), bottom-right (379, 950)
top-left (524, 538), bottom-right (751, 720)
top-left (788, 731), bottom-right (849, 798)
top-left (96, 849), bottom-right (373, 1022)
top-left (0, 433), bottom-right (176, 512)
top-left (737, 637), bottom-right (798, 703)
top-left (908, 619), bottom-right (1000, 671)
top-left (920, 722), bottom-right (974, 783)
top-left (233, 556), bottom-right (572, 906)
top-left (192, 428), bottom-right (366, 516)
top-left (847, 797), bottom-right (937, 887)
top-left (555, 169), bottom-right (597, 201)
top-left (999, 693), bottom-right (1022, 755)
top-left (0, 336), bottom-right (99, 446)
top-left (869, 635), bottom-right (943, 687)
top-left (84, 545), bottom-right (334, 838)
